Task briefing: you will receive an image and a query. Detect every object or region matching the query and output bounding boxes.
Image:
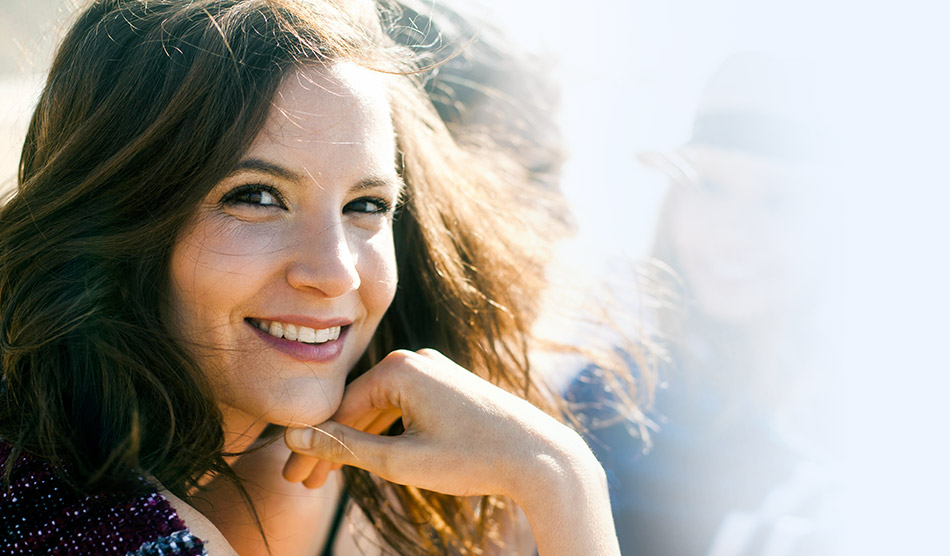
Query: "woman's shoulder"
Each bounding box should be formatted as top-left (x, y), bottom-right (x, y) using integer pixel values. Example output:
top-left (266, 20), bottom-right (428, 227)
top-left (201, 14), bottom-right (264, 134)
top-left (0, 442), bottom-right (209, 555)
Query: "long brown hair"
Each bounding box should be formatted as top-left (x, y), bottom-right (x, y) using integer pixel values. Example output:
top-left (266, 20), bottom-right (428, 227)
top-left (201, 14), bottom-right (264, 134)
top-left (0, 0), bottom-right (589, 553)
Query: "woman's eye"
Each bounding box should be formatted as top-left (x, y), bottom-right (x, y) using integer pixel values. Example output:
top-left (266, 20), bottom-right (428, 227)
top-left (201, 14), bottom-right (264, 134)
top-left (345, 197), bottom-right (393, 215)
top-left (220, 185), bottom-right (286, 209)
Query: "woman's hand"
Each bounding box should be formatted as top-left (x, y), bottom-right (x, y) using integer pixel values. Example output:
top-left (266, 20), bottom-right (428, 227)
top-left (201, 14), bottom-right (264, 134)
top-left (283, 349), bottom-right (621, 556)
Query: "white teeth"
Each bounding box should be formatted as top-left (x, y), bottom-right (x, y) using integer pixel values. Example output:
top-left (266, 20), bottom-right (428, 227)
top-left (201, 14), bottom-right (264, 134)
top-left (297, 326), bottom-right (316, 343)
top-left (253, 319), bottom-right (342, 345)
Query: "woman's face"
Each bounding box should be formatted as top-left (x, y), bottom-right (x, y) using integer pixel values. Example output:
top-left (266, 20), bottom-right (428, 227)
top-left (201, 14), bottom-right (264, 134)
top-left (168, 63), bottom-right (400, 443)
top-left (668, 146), bottom-right (814, 324)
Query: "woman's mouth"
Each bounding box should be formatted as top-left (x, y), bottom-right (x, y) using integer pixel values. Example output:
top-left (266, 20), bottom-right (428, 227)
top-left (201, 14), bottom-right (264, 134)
top-left (245, 318), bottom-right (351, 362)
top-left (247, 318), bottom-right (342, 345)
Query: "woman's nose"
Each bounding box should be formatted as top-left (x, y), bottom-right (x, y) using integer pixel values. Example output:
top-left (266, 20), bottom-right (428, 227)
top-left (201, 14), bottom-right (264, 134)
top-left (285, 220), bottom-right (361, 298)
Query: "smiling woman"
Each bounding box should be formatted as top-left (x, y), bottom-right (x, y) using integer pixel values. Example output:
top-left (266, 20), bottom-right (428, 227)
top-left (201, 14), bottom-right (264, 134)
top-left (0, 0), bottom-right (625, 555)
top-left (168, 63), bottom-right (401, 443)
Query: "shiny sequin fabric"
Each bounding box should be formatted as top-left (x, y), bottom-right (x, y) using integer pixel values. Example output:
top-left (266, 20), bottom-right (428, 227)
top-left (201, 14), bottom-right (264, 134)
top-left (0, 443), bottom-right (207, 555)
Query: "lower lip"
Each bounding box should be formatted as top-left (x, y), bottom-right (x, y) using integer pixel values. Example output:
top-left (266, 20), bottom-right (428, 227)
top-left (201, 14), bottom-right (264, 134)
top-left (246, 321), bottom-right (349, 363)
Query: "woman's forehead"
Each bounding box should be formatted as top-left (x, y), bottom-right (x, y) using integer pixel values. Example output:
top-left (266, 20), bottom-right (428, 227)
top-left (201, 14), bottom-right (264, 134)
top-left (240, 62), bottom-right (398, 183)
top-left (258, 63), bottom-right (392, 143)
top-left (279, 63), bottom-right (389, 114)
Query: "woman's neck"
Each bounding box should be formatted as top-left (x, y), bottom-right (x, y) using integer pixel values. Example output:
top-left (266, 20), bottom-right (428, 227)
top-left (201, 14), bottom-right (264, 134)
top-left (219, 406), bottom-right (269, 458)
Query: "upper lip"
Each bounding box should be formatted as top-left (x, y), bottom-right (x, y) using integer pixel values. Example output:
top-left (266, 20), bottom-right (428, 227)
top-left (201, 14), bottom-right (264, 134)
top-left (247, 315), bottom-right (354, 330)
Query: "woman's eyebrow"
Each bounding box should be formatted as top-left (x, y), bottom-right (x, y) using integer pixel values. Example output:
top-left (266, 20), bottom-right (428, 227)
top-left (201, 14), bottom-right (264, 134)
top-left (354, 176), bottom-right (405, 195)
top-left (230, 158), bottom-right (303, 182)
top-left (231, 158), bottom-right (404, 194)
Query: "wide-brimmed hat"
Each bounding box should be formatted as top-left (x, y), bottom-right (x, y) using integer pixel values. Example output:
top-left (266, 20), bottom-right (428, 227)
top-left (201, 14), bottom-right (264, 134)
top-left (639, 52), bottom-right (818, 181)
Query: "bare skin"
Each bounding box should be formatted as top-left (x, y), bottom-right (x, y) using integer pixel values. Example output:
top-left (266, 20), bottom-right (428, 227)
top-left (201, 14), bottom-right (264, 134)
top-left (282, 349), bottom-right (620, 556)
top-left (168, 349), bottom-right (619, 556)
top-left (178, 350), bottom-right (619, 556)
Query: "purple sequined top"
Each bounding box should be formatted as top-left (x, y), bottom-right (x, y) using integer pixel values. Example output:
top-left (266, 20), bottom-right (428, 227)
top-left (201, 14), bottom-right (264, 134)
top-left (0, 443), bottom-right (208, 555)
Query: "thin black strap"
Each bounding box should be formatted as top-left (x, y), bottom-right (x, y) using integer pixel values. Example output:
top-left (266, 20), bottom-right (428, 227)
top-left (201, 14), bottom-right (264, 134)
top-left (320, 487), bottom-right (349, 556)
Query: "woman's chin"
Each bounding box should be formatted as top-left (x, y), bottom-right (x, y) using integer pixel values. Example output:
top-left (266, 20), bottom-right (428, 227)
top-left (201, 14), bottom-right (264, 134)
top-left (265, 379), bottom-right (347, 427)
top-left (268, 400), bottom-right (344, 430)
top-left (271, 413), bottom-right (337, 429)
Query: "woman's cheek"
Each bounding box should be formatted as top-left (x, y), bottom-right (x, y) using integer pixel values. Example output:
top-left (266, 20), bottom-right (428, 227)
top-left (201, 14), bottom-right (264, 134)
top-left (200, 217), bottom-right (288, 260)
top-left (362, 227), bottom-right (399, 311)
top-left (669, 199), bottom-right (708, 276)
top-left (174, 216), bottom-right (283, 283)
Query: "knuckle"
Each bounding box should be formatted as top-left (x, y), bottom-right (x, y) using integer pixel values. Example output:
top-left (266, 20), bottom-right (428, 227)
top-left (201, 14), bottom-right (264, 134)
top-left (325, 426), bottom-right (349, 461)
top-left (379, 350), bottom-right (422, 379)
top-left (372, 444), bottom-right (395, 479)
top-left (378, 350), bottom-right (416, 379)
top-left (383, 348), bottom-right (443, 368)
top-left (384, 349), bottom-right (415, 365)
top-left (415, 348), bottom-right (444, 361)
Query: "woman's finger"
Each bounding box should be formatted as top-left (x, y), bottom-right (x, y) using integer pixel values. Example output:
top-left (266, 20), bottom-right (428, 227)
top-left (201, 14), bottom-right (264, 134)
top-left (302, 459), bottom-right (334, 489)
top-left (362, 408), bottom-right (401, 435)
top-left (329, 370), bottom-right (394, 425)
top-left (284, 422), bottom-right (404, 479)
top-left (281, 377), bottom-right (402, 486)
top-left (348, 406), bottom-right (384, 433)
top-left (282, 451), bottom-right (319, 483)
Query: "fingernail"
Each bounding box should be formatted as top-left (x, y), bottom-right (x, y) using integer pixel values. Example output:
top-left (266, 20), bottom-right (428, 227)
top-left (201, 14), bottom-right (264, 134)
top-left (285, 426), bottom-right (313, 450)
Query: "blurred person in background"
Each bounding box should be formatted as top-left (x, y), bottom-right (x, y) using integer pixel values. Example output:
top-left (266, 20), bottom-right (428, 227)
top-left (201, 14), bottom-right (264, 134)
top-left (570, 53), bottom-right (838, 556)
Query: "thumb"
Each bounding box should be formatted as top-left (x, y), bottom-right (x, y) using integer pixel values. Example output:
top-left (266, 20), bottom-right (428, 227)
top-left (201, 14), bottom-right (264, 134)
top-left (284, 422), bottom-right (395, 471)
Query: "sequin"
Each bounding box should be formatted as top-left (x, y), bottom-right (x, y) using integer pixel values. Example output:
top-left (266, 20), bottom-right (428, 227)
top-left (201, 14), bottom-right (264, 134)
top-left (0, 443), bottom-right (207, 555)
